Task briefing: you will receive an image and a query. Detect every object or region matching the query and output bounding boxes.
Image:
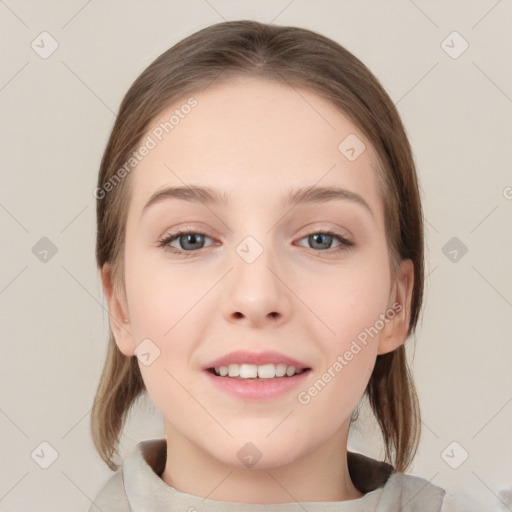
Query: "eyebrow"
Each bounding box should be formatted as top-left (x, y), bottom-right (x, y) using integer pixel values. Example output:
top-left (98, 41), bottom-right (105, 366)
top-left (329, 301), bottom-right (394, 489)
top-left (141, 184), bottom-right (374, 217)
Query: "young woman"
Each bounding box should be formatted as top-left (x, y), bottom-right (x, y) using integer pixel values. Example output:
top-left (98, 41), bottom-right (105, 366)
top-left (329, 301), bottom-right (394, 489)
top-left (89, 19), bottom-right (449, 511)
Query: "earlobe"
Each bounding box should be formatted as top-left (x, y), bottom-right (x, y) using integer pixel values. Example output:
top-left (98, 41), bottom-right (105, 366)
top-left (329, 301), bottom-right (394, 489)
top-left (100, 263), bottom-right (135, 357)
top-left (377, 259), bottom-right (414, 355)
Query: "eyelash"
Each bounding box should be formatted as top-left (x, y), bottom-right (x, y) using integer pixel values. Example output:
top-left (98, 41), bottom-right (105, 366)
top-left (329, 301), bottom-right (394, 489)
top-left (157, 228), bottom-right (354, 258)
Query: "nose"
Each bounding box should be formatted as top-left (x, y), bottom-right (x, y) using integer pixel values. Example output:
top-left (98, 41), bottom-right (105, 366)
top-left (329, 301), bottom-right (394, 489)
top-left (221, 240), bottom-right (292, 328)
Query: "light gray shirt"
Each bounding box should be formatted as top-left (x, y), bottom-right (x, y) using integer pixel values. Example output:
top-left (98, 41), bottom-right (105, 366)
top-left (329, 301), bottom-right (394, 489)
top-left (88, 438), bottom-right (446, 511)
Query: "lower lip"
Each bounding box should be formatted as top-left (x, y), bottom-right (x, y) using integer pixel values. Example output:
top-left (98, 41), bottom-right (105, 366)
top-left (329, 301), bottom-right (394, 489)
top-left (203, 369), bottom-right (311, 400)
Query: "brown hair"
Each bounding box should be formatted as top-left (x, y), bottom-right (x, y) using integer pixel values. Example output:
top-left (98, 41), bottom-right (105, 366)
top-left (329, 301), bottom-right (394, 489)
top-left (92, 20), bottom-right (423, 473)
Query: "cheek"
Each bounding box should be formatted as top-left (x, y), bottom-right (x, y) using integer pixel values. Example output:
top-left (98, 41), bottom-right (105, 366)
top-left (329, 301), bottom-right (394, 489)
top-left (126, 264), bottom-right (199, 426)
top-left (298, 257), bottom-right (391, 341)
top-left (293, 265), bottom-right (390, 428)
top-left (296, 253), bottom-right (391, 381)
top-left (124, 247), bottom-right (213, 396)
top-left (125, 246), bottom-right (206, 339)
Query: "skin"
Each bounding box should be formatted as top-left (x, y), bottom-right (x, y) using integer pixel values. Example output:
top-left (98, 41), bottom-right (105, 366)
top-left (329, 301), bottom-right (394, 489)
top-left (101, 76), bottom-right (414, 504)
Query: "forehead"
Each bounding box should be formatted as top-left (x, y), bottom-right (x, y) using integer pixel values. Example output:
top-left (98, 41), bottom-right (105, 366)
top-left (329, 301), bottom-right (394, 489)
top-left (128, 76), bottom-right (384, 219)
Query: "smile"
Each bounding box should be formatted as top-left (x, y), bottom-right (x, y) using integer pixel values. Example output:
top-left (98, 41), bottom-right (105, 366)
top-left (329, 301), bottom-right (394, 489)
top-left (209, 363), bottom-right (308, 379)
top-left (204, 366), bottom-right (312, 400)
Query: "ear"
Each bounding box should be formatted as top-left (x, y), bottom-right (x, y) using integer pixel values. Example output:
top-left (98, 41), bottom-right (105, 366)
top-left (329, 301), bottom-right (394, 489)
top-left (377, 259), bottom-right (414, 355)
top-left (100, 263), bottom-right (136, 357)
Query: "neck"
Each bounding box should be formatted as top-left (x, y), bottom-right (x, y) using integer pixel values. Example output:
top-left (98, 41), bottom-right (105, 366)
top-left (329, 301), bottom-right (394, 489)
top-left (160, 423), bottom-right (364, 504)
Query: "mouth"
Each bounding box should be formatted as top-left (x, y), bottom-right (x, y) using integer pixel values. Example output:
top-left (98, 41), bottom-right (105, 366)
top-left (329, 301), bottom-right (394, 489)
top-left (207, 363), bottom-right (311, 380)
top-left (204, 363), bottom-right (312, 400)
top-left (202, 350), bottom-right (312, 399)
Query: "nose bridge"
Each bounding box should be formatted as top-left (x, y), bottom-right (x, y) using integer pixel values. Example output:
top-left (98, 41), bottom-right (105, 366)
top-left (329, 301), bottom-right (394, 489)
top-left (230, 206), bottom-right (278, 271)
top-left (222, 226), bottom-right (290, 325)
top-left (233, 231), bottom-right (280, 295)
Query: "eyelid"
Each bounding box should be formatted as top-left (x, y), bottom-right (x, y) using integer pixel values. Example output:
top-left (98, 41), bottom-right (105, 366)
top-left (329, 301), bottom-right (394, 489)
top-left (157, 228), bottom-right (215, 249)
top-left (292, 221), bottom-right (353, 244)
top-left (157, 225), bottom-right (354, 257)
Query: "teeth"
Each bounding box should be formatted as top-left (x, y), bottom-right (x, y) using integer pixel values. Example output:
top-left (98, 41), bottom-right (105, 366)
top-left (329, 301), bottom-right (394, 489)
top-left (212, 363), bottom-right (305, 379)
top-left (239, 364), bottom-right (258, 378)
top-left (228, 364), bottom-right (239, 377)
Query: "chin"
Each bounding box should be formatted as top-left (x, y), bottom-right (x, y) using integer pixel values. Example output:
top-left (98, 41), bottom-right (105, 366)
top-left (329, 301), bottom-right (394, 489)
top-left (209, 435), bottom-right (307, 471)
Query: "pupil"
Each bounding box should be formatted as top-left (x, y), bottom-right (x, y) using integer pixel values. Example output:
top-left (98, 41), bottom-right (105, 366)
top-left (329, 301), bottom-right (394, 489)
top-left (182, 233), bottom-right (203, 250)
top-left (311, 233), bottom-right (331, 249)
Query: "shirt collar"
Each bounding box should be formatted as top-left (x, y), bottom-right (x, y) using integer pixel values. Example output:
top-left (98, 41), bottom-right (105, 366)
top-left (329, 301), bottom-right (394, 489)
top-left (122, 438), bottom-right (395, 511)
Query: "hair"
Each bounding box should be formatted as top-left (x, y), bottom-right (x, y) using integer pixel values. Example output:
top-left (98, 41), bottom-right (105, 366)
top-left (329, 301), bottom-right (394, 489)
top-left (92, 20), bottom-right (423, 474)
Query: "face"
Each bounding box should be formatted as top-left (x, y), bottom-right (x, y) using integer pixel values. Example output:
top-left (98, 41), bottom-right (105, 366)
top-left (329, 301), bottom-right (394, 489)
top-left (104, 76), bottom-right (413, 470)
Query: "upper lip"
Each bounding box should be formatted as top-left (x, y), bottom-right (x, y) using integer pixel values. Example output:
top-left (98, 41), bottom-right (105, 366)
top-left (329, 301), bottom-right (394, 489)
top-left (203, 350), bottom-right (310, 371)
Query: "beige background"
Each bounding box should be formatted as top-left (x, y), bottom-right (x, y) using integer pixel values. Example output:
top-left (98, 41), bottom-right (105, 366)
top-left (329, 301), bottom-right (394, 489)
top-left (1, 1), bottom-right (511, 510)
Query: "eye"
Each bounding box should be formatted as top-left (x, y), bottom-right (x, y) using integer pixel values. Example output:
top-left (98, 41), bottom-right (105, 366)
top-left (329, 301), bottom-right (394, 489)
top-left (296, 230), bottom-right (353, 253)
top-left (158, 229), bottom-right (215, 256)
top-left (157, 228), bottom-right (353, 257)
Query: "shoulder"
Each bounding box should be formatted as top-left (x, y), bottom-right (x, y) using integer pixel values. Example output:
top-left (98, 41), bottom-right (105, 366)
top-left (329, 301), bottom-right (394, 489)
top-left (380, 471), bottom-right (446, 511)
top-left (347, 450), bottom-right (446, 511)
top-left (88, 468), bottom-right (130, 512)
